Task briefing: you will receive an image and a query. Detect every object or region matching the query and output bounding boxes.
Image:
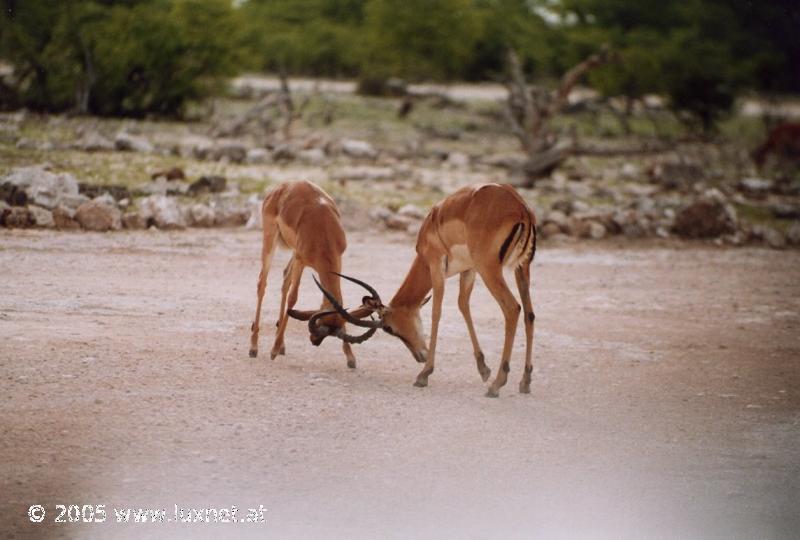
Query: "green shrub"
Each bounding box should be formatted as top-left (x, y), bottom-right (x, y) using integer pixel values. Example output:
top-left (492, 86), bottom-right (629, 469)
top-left (0, 0), bottom-right (237, 117)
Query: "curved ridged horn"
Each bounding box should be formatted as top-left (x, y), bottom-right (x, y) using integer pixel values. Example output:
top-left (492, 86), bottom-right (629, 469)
top-left (308, 309), bottom-right (335, 339)
top-left (308, 309), bottom-right (378, 345)
top-left (331, 271), bottom-right (382, 305)
top-left (335, 326), bottom-right (378, 344)
top-left (313, 275), bottom-right (382, 329)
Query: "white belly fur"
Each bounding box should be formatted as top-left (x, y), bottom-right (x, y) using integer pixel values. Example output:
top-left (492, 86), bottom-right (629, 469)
top-left (445, 244), bottom-right (473, 277)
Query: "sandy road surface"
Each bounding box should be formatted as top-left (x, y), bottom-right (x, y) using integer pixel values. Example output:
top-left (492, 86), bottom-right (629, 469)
top-left (1, 229), bottom-right (799, 539)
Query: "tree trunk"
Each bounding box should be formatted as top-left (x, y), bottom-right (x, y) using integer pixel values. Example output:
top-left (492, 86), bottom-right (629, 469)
top-left (75, 39), bottom-right (95, 115)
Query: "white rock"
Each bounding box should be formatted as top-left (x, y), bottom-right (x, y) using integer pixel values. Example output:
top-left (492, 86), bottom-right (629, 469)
top-left (92, 193), bottom-right (117, 206)
top-left (59, 193), bottom-right (90, 210)
top-left (179, 135), bottom-right (214, 160)
top-left (210, 196), bottom-right (249, 227)
top-left (213, 139), bottom-right (248, 163)
top-left (341, 139), bottom-right (377, 159)
top-left (703, 187), bottom-right (727, 204)
top-left (138, 195), bottom-right (186, 230)
top-left (545, 210), bottom-right (568, 228)
top-left (385, 214), bottom-right (413, 231)
top-left (761, 227), bottom-right (786, 249)
top-left (588, 221), bottom-right (606, 239)
top-left (369, 206), bottom-right (393, 221)
top-left (188, 204), bottom-right (215, 228)
top-left (738, 177), bottom-right (773, 194)
top-left (332, 166), bottom-right (394, 182)
top-left (28, 205), bottom-right (54, 228)
top-left (397, 203), bottom-right (426, 220)
top-left (140, 177), bottom-right (189, 196)
top-left (245, 195), bottom-right (263, 229)
top-left (2, 166), bottom-right (80, 209)
top-left (446, 152), bottom-right (470, 168)
top-left (620, 163), bottom-right (640, 179)
top-left (572, 200), bottom-right (590, 213)
top-left (246, 148), bottom-right (270, 164)
top-left (298, 148), bottom-right (326, 165)
top-left (115, 131), bottom-right (154, 153)
top-left (74, 132), bottom-right (114, 152)
top-left (567, 182), bottom-right (592, 199)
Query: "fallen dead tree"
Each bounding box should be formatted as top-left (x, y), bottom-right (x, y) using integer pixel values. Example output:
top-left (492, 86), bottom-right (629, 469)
top-left (504, 45), bottom-right (611, 184)
top-left (571, 139), bottom-right (677, 157)
top-left (212, 73), bottom-right (312, 143)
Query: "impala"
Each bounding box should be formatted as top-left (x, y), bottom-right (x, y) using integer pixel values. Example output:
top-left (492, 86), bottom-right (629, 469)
top-left (248, 180), bottom-right (373, 367)
top-left (752, 122), bottom-right (800, 168)
top-left (317, 183), bottom-right (537, 397)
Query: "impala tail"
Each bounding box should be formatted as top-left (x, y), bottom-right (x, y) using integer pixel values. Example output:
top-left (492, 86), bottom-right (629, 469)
top-left (499, 218), bottom-right (536, 268)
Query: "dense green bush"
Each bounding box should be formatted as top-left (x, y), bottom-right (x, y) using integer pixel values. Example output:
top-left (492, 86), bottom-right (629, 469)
top-left (236, 0), bottom-right (365, 77)
top-left (1, 0), bottom-right (794, 130)
top-left (561, 0), bottom-right (795, 131)
top-left (0, 0), bottom-right (237, 117)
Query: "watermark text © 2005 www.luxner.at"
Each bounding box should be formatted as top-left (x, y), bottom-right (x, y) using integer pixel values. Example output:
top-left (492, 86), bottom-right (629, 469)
top-left (27, 504), bottom-right (267, 525)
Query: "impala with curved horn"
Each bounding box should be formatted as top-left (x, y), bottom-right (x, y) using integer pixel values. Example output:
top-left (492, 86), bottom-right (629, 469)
top-left (248, 180), bottom-right (373, 367)
top-left (317, 183), bottom-right (537, 397)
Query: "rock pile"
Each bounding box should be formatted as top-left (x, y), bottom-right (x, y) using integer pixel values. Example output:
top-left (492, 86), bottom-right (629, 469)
top-left (0, 166), bottom-right (257, 232)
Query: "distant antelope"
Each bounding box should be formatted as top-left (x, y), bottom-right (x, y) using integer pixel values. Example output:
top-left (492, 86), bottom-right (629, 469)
top-left (317, 184), bottom-right (537, 397)
top-left (248, 180), bottom-right (373, 367)
top-left (752, 122), bottom-right (800, 168)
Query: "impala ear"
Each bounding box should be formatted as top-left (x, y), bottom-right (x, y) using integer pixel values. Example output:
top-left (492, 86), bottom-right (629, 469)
top-left (362, 296), bottom-right (383, 310)
top-left (287, 309), bottom-right (316, 321)
top-left (421, 295), bottom-right (432, 307)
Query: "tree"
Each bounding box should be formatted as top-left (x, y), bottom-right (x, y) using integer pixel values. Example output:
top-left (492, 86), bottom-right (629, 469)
top-left (557, 0), bottom-right (789, 132)
top-left (358, 0), bottom-right (481, 85)
top-left (465, 0), bottom-right (553, 81)
top-left (0, 0), bottom-right (238, 116)
top-left (237, 0), bottom-right (365, 77)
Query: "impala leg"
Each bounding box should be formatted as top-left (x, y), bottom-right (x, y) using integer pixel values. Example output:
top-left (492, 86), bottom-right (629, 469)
top-left (515, 264), bottom-right (535, 394)
top-left (249, 227), bottom-right (278, 358)
top-left (275, 257), bottom-right (294, 328)
top-left (271, 262), bottom-right (304, 359)
top-left (342, 340), bottom-right (357, 370)
top-left (479, 264), bottom-right (521, 398)
top-left (458, 270), bottom-right (491, 382)
top-left (414, 265), bottom-right (445, 388)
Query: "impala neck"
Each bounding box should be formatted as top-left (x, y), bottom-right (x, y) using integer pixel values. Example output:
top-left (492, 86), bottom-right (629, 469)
top-left (316, 265), bottom-right (347, 328)
top-left (389, 254), bottom-right (432, 308)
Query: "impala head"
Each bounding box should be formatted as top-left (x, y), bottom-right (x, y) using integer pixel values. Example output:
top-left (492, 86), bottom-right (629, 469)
top-left (313, 272), bottom-right (429, 364)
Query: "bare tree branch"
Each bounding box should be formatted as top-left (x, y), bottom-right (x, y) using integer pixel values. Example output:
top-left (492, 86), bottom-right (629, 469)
top-left (502, 45), bottom-right (611, 183)
top-left (546, 44), bottom-right (611, 118)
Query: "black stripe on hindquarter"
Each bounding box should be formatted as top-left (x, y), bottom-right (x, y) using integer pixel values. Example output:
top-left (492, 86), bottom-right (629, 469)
top-left (498, 223), bottom-right (522, 263)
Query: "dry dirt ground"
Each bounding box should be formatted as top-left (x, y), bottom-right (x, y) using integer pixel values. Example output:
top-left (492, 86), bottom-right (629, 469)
top-left (1, 229), bottom-right (799, 539)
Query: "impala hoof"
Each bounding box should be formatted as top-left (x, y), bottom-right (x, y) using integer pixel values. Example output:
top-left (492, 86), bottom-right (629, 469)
top-left (519, 382), bottom-right (531, 394)
top-left (413, 379), bottom-right (428, 388)
top-left (269, 346), bottom-right (285, 360)
top-left (485, 387), bottom-right (500, 398)
top-left (347, 359), bottom-right (357, 369)
top-left (479, 368), bottom-right (492, 382)
top-left (249, 349), bottom-right (258, 358)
